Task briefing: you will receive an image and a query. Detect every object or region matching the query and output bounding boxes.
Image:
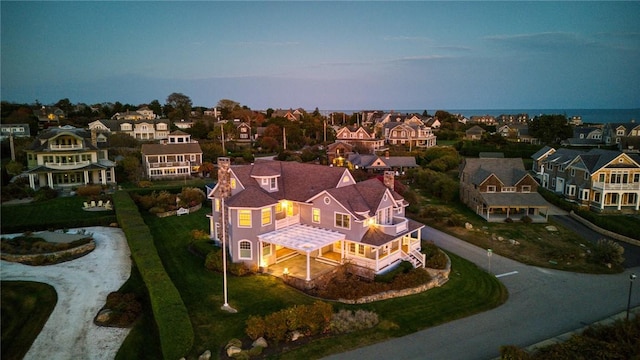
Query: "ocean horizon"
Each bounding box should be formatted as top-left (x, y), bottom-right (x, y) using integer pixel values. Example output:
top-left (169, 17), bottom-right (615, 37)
top-left (320, 108), bottom-right (640, 124)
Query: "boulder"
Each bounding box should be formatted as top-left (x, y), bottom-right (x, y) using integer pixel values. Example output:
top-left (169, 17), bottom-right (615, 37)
top-left (290, 330), bottom-right (304, 341)
top-left (545, 225), bottom-right (558, 232)
top-left (252, 337), bottom-right (268, 348)
top-left (464, 222), bottom-right (473, 230)
top-left (198, 350), bottom-right (211, 360)
top-left (226, 346), bottom-right (242, 357)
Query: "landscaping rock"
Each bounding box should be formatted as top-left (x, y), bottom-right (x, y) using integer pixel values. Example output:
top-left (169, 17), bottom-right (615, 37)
top-left (252, 337), bottom-right (268, 348)
top-left (198, 350), bottom-right (211, 360)
top-left (545, 225), bottom-right (558, 232)
top-left (465, 222), bottom-right (473, 230)
top-left (95, 309), bottom-right (112, 324)
top-left (498, 236), bottom-right (504, 241)
top-left (226, 346), bottom-right (242, 357)
top-left (290, 330), bottom-right (304, 341)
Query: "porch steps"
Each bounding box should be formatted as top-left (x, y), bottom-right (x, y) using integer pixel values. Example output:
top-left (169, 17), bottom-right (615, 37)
top-left (316, 256), bottom-right (340, 266)
top-left (275, 251), bottom-right (299, 264)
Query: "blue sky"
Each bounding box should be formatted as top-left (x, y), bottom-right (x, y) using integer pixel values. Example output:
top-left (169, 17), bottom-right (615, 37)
top-left (2, 1), bottom-right (639, 111)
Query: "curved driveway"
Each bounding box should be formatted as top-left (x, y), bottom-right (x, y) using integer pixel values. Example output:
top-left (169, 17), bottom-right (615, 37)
top-left (325, 225), bottom-right (640, 360)
top-left (0, 227), bottom-right (131, 360)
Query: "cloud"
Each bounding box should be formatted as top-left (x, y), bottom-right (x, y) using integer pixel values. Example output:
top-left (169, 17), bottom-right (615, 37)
top-left (484, 32), bottom-right (595, 51)
top-left (231, 40), bottom-right (301, 47)
top-left (383, 35), bottom-right (431, 42)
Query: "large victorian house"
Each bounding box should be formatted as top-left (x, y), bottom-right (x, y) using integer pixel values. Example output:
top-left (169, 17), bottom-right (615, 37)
top-left (140, 131), bottom-right (203, 179)
top-left (88, 118), bottom-right (171, 140)
top-left (23, 125), bottom-right (116, 190)
top-left (207, 159), bottom-right (425, 281)
top-left (533, 147), bottom-right (640, 212)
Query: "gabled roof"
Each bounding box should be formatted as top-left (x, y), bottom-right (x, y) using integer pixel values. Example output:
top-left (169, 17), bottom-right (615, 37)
top-left (577, 148), bottom-right (640, 173)
top-left (462, 158), bottom-right (528, 186)
top-left (221, 161), bottom-right (404, 220)
top-left (140, 142), bottom-right (202, 155)
top-left (531, 145), bottom-right (555, 160)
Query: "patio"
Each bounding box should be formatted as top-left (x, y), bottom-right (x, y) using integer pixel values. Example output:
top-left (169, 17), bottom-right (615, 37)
top-left (263, 253), bottom-right (337, 281)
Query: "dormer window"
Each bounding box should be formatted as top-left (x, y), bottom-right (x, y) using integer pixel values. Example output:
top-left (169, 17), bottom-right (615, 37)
top-left (270, 177), bottom-right (277, 190)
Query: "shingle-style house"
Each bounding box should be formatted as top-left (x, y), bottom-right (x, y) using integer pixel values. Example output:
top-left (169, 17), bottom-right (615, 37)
top-left (469, 115), bottom-right (497, 125)
top-left (111, 106), bottom-right (156, 121)
top-left (459, 157), bottom-right (548, 222)
top-left (34, 106), bottom-right (64, 127)
top-left (562, 127), bottom-right (603, 147)
top-left (272, 109), bottom-right (303, 121)
top-left (333, 126), bottom-right (385, 152)
top-left (465, 125), bottom-right (486, 140)
top-left (140, 131), bottom-right (203, 179)
top-left (23, 125), bottom-right (116, 190)
top-left (603, 121), bottom-right (640, 146)
top-left (236, 122), bottom-right (252, 144)
top-left (88, 118), bottom-right (171, 140)
top-left (207, 158), bottom-right (426, 281)
top-left (534, 147), bottom-right (640, 212)
top-left (382, 122), bottom-right (436, 148)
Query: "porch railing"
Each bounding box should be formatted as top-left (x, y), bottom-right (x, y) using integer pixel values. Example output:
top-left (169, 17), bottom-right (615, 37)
top-left (592, 182), bottom-right (640, 191)
top-left (275, 214), bottom-right (300, 230)
top-left (45, 160), bottom-right (90, 170)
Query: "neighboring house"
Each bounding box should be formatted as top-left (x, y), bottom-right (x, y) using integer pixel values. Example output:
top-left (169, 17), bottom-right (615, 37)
top-left (347, 152), bottom-right (418, 173)
top-left (569, 116), bottom-right (583, 126)
top-left (207, 158), bottom-right (426, 280)
top-left (459, 157), bottom-right (548, 222)
top-left (333, 126), bottom-right (385, 152)
top-left (465, 125), bottom-right (486, 140)
top-left (272, 109), bottom-right (303, 121)
top-left (497, 113), bottom-right (529, 123)
top-left (469, 115), bottom-right (497, 125)
top-left (562, 127), bottom-right (603, 147)
top-left (174, 119), bottom-right (194, 129)
top-left (382, 122), bottom-right (436, 148)
top-left (534, 147), bottom-right (640, 212)
top-left (23, 125), bottom-right (116, 190)
top-left (1, 123), bottom-right (31, 140)
top-left (326, 142), bottom-right (354, 166)
top-left (236, 122), bottom-right (252, 144)
top-left (111, 106), bottom-right (156, 120)
top-left (34, 106), bottom-right (64, 127)
top-left (140, 131), bottom-right (203, 179)
top-left (88, 118), bottom-right (171, 140)
top-left (424, 117), bottom-right (441, 129)
top-left (602, 121), bottom-right (640, 146)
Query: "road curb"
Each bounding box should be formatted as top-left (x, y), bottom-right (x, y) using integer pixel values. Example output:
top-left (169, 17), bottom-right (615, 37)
top-left (492, 306), bottom-right (640, 359)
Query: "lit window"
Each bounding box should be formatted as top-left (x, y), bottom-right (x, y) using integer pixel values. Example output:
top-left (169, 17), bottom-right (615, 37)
top-left (239, 240), bottom-right (252, 259)
top-left (215, 198), bottom-right (220, 212)
top-left (261, 208), bottom-right (271, 226)
top-left (312, 208), bottom-right (320, 223)
top-left (238, 210), bottom-right (251, 227)
top-left (335, 213), bottom-right (350, 229)
top-left (230, 178), bottom-right (236, 189)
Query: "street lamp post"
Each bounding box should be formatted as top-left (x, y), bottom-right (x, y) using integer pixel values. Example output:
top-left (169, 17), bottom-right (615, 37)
top-left (487, 249), bottom-right (493, 274)
top-left (627, 273), bottom-right (636, 321)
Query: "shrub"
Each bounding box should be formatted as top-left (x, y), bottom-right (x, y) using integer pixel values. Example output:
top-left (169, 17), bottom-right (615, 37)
top-left (375, 261), bottom-right (413, 283)
top-left (137, 181), bottom-right (153, 188)
top-left (76, 184), bottom-right (102, 197)
top-left (500, 345), bottom-right (531, 360)
top-left (178, 187), bottom-right (205, 207)
top-left (521, 215), bottom-right (533, 224)
top-left (589, 238), bottom-right (625, 266)
top-left (505, 217), bottom-right (514, 223)
top-left (33, 186), bottom-right (58, 201)
top-left (245, 315), bottom-right (266, 340)
top-left (264, 311), bottom-right (288, 343)
top-left (330, 309), bottom-right (379, 334)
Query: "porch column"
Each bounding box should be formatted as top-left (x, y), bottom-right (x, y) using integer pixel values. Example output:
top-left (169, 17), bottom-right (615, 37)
top-left (29, 173), bottom-right (36, 190)
top-left (617, 192), bottom-right (623, 211)
top-left (47, 172), bottom-right (53, 187)
top-left (84, 170), bottom-right (89, 184)
top-left (601, 192), bottom-right (605, 210)
top-left (636, 194), bottom-right (639, 211)
top-left (375, 247), bottom-right (379, 272)
top-left (101, 170), bottom-right (107, 185)
top-left (341, 241), bottom-right (345, 262)
top-left (305, 251), bottom-right (311, 281)
top-left (259, 240), bottom-right (263, 268)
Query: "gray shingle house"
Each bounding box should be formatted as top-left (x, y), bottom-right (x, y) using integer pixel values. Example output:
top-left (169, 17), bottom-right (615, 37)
top-left (207, 159), bottom-right (425, 281)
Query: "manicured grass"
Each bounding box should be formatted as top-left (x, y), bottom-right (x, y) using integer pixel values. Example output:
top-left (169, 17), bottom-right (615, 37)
top-left (0, 196), bottom-right (116, 233)
top-left (131, 206), bottom-right (507, 359)
top-left (1, 281), bottom-right (57, 360)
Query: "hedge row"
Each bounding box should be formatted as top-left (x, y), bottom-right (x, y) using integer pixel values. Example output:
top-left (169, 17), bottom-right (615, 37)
top-left (1, 216), bottom-right (117, 235)
top-left (113, 191), bottom-right (194, 359)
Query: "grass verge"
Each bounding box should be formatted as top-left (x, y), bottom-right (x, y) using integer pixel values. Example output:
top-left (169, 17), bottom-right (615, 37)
top-left (131, 206), bottom-right (507, 359)
top-left (1, 281), bottom-right (57, 360)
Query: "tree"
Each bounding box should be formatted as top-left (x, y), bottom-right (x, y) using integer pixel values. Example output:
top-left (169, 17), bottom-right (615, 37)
top-left (217, 99), bottom-right (240, 120)
top-left (119, 155), bottom-right (143, 183)
top-left (166, 93), bottom-right (192, 120)
top-left (148, 100), bottom-right (162, 117)
top-left (199, 162), bottom-right (215, 178)
top-left (528, 114), bottom-right (572, 144)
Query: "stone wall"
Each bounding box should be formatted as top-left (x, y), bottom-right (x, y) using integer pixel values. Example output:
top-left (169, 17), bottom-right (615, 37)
top-left (569, 211), bottom-right (640, 246)
top-left (154, 203), bottom-right (202, 218)
top-left (338, 252), bottom-right (451, 305)
top-left (1, 240), bottom-right (96, 265)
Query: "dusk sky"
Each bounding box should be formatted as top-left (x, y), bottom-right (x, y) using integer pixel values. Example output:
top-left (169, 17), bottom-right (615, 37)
top-left (2, 1), bottom-right (639, 111)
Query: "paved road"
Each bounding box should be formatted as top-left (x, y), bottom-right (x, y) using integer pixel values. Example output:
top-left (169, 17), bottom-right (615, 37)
top-left (325, 225), bottom-right (640, 360)
top-left (551, 214), bottom-right (640, 268)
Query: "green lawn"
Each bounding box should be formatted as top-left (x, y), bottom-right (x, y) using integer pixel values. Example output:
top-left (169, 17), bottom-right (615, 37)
top-left (0, 196), bottom-right (116, 234)
top-left (1, 281), bottom-right (57, 360)
top-left (133, 206), bottom-right (507, 359)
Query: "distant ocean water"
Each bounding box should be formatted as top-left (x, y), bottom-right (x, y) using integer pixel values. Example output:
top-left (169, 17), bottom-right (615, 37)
top-left (324, 108), bottom-right (640, 124)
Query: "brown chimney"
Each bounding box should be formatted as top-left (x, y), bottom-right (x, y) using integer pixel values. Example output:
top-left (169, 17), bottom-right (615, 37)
top-left (385, 150), bottom-right (389, 159)
top-left (383, 171), bottom-right (394, 191)
top-left (91, 129), bottom-right (97, 147)
top-left (217, 157), bottom-right (232, 199)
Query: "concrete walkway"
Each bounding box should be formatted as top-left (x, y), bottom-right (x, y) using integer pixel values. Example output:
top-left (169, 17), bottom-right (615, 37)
top-left (324, 225), bottom-right (640, 360)
top-left (1, 227), bottom-right (132, 360)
